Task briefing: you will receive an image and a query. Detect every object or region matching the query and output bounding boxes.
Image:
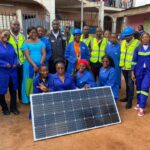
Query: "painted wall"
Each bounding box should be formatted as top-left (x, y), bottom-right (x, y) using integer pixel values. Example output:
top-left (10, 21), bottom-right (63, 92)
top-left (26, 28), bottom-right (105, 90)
top-left (126, 13), bottom-right (150, 33)
top-left (134, 0), bottom-right (150, 7)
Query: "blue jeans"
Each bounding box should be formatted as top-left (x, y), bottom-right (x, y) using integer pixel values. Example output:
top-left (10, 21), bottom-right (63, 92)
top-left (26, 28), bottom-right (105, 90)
top-left (122, 70), bottom-right (134, 104)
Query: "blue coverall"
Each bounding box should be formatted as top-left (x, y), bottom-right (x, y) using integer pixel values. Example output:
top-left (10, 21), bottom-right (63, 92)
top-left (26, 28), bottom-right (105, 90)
top-left (76, 69), bottom-right (96, 88)
top-left (40, 37), bottom-right (52, 63)
top-left (33, 73), bottom-right (54, 94)
top-left (52, 73), bottom-right (76, 91)
top-left (0, 41), bottom-right (18, 94)
top-left (132, 45), bottom-right (150, 108)
top-left (65, 42), bottom-right (90, 74)
top-left (99, 66), bottom-right (119, 100)
top-left (106, 41), bottom-right (121, 87)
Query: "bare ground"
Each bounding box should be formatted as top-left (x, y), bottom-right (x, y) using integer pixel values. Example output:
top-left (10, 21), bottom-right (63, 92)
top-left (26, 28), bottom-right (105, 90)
top-left (0, 79), bottom-right (150, 150)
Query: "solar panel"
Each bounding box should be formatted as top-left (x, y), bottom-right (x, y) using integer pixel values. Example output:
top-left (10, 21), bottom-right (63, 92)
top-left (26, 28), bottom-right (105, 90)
top-left (30, 86), bottom-right (121, 141)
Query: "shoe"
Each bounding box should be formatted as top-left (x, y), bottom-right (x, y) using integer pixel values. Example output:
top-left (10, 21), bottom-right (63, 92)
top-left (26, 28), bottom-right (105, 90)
top-left (11, 109), bottom-right (20, 115)
top-left (3, 110), bottom-right (10, 115)
top-left (138, 108), bottom-right (145, 117)
top-left (119, 98), bottom-right (128, 102)
top-left (126, 102), bottom-right (132, 109)
top-left (134, 104), bottom-right (140, 111)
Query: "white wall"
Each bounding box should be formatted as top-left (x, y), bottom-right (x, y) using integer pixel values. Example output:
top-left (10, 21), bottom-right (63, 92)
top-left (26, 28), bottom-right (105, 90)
top-left (134, 0), bottom-right (150, 7)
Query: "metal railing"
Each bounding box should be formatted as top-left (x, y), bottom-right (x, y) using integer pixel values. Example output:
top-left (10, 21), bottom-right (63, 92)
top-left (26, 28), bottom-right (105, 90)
top-left (22, 11), bottom-right (50, 37)
top-left (0, 12), bottom-right (16, 29)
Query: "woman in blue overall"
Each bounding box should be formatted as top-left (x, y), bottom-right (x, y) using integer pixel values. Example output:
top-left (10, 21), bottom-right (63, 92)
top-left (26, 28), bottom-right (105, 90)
top-left (0, 29), bottom-right (19, 115)
top-left (33, 65), bottom-right (54, 94)
top-left (52, 59), bottom-right (76, 91)
top-left (21, 27), bottom-right (46, 104)
top-left (76, 59), bottom-right (96, 89)
top-left (106, 33), bottom-right (121, 94)
top-left (132, 32), bottom-right (150, 117)
top-left (99, 55), bottom-right (119, 101)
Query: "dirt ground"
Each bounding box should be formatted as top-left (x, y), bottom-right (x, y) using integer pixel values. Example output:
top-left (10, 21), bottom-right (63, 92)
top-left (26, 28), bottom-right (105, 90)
top-left (1, 79), bottom-right (150, 150)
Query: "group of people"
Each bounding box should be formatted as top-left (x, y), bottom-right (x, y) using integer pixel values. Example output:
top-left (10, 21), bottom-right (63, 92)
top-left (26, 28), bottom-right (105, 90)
top-left (0, 18), bottom-right (149, 117)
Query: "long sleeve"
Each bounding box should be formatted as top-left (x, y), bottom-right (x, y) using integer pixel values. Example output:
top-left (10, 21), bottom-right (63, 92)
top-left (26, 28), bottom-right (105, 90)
top-left (0, 60), bottom-right (7, 67)
top-left (65, 42), bottom-right (76, 64)
top-left (33, 78), bottom-right (40, 94)
top-left (83, 43), bottom-right (90, 61)
top-left (106, 69), bottom-right (116, 87)
top-left (86, 73), bottom-right (96, 87)
top-left (131, 46), bottom-right (139, 71)
top-left (70, 76), bottom-right (76, 90)
top-left (45, 38), bottom-right (52, 61)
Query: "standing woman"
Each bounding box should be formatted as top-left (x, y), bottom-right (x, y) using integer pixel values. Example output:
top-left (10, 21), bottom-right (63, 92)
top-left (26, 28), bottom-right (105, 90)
top-left (52, 59), bottom-right (76, 91)
top-left (0, 29), bottom-right (19, 115)
top-left (132, 32), bottom-right (150, 117)
top-left (65, 28), bottom-right (90, 74)
top-left (21, 27), bottom-right (46, 104)
top-left (76, 59), bottom-right (96, 89)
top-left (99, 55), bottom-right (119, 101)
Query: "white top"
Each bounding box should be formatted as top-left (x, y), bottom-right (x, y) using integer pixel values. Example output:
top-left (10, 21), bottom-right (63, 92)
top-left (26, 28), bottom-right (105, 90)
top-left (52, 30), bottom-right (59, 39)
top-left (143, 45), bottom-right (149, 68)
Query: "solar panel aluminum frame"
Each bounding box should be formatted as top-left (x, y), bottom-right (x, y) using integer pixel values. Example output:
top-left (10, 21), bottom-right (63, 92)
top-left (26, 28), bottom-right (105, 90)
top-left (30, 86), bottom-right (121, 142)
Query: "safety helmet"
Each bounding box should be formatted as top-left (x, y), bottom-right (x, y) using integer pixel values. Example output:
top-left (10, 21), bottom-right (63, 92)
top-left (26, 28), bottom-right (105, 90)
top-left (73, 28), bottom-right (82, 35)
top-left (122, 26), bottom-right (135, 37)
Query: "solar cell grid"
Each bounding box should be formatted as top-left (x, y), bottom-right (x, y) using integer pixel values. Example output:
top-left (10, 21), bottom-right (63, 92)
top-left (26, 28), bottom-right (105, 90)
top-left (30, 87), bottom-right (121, 141)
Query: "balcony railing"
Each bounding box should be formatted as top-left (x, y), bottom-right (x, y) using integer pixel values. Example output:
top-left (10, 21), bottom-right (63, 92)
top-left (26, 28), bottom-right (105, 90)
top-left (88, 0), bottom-right (134, 9)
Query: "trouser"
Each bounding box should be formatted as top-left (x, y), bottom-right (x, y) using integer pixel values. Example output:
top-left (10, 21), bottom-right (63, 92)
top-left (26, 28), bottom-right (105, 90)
top-left (122, 70), bottom-right (134, 104)
top-left (0, 78), bottom-right (17, 111)
top-left (136, 69), bottom-right (150, 108)
top-left (17, 65), bottom-right (23, 101)
top-left (90, 62), bottom-right (102, 81)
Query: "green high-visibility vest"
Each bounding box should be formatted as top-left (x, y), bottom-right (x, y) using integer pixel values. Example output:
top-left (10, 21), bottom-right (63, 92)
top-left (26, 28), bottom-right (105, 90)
top-left (9, 33), bottom-right (25, 64)
top-left (90, 37), bottom-right (107, 63)
top-left (80, 34), bottom-right (92, 47)
top-left (119, 39), bottom-right (139, 69)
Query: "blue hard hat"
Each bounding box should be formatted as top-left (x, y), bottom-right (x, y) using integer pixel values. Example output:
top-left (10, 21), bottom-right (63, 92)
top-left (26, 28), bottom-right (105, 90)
top-left (120, 33), bottom-right (125, 40)
top-left (73, 28), bottom-right (82, 35)
top-left (122, 26), bottom-right (135, 36)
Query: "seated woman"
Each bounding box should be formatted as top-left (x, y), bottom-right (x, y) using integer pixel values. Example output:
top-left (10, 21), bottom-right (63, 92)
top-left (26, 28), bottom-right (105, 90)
top-left (99, 55), bottom-right (119, 101)
top-left (0, 29), bottom-right (19, 115)
top-left (33, 65), bottom-right (53, 94)
top-left (76, 59), bottom-right (96, 89)
top-left (52, 59), bottom-right (76, 91)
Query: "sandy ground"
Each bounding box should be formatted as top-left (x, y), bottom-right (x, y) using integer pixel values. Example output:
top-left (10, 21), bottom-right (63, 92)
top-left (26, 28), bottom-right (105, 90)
top-left (1, 80), bottom-right (150, 150)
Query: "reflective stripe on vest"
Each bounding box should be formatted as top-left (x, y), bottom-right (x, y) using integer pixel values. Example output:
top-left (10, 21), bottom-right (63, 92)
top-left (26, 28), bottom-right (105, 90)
top-left (9, 33), bottom-right (25, 63)
top-left (80, 34), bottom-right (92, 47)
top-left (119, 39), bottom-right (139, 69)
top-left (90, 37), bottom-right (107, 63)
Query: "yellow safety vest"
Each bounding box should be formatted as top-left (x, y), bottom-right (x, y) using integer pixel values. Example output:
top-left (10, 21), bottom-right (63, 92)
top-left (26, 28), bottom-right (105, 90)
top-left (80, 34), bottom-right (92, 47)
top-left (68, 34), bottom-right (74, 44)
top-left (119, 39), bottom-right (139, 69)
top-left (90, 37), bottom-right (107, 63)
top-left (9, 33), bottom-right (25, 64)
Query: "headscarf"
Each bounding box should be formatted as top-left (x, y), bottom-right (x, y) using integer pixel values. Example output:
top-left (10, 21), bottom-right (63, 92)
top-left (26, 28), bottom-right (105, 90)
top-left (78, 59), bottom-right (90, 69)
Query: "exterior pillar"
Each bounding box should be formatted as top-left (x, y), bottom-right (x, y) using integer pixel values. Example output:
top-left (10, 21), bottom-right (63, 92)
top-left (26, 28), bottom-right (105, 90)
top-left (34, 0), bottom-right (55, 29)
top-left (112, 17), bottom-right (117, 33)
top-left (98, 0), bottom-right (104, 30)
top-left (122, 16), bottom-right (127, 29)
top-left (16, 9), bottom-right (23, 31)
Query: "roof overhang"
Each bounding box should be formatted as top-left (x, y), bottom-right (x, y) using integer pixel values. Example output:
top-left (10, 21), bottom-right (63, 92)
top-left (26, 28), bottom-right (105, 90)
top-left (112, 4), bottom-right (150, 18)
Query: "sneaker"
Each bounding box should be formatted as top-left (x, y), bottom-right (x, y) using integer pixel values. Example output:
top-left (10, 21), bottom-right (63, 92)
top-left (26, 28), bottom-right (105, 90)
top-left (138, 108), bottom-right (145, 117)
top-left (134, 104), bottom-right (140, 111)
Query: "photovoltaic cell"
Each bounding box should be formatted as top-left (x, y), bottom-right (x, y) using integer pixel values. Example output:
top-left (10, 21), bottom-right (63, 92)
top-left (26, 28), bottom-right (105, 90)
top-left (30, 86), bottom-right (121, 141)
